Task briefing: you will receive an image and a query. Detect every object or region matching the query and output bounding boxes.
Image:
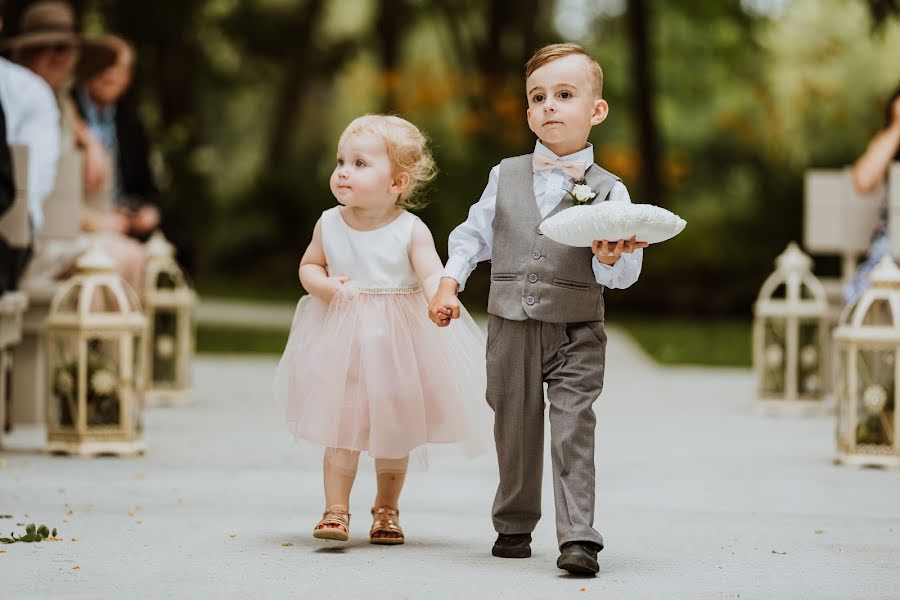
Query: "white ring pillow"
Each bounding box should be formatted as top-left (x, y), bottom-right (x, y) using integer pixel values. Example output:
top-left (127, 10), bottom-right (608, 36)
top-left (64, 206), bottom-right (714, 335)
top-left (538, 203), bottom-right (687, 247)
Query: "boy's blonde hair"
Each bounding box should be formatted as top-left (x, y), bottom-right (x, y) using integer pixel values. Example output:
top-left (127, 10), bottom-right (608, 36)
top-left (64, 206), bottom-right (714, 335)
top-left (340, 115), bottom-right (437, 210)
top-left (525, 43), bottom-right (603, 98)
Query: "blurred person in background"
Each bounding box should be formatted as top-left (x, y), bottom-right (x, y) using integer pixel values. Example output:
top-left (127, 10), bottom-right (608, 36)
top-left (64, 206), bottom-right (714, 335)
top-left (5, 0), bottom-right (145, 291)
top-left (74, 34), bottom-right (161, 241)
top-left (844, 85), bottom-right (900, 304)
top-left (0, 0), bottom-right (60, 291)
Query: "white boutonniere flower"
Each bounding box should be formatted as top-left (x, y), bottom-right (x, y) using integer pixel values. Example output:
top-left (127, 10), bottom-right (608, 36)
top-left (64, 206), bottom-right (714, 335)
top-left (566, 181), bottom-right (597, 204)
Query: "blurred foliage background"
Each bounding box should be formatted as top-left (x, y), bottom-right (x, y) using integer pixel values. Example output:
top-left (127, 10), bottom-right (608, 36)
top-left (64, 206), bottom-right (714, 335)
top-left (3, 0), bottom-right (900, 319)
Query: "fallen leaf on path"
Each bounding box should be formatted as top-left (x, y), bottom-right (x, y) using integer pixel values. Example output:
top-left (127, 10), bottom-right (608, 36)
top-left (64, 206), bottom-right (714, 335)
top-left (771, 550), bottom-right (787, 555)
top-left (72, 566), bottom-right (79, 570)
top-left (128, 512), bottom-right (134, 517)
top-left (71, 538), bottom-right (78, 542)
top-left (228, 533), bottom-right (237, 538)
top-left (135, 521), bottom-right (143, 525)
top-left (282, 542), bottom-right (293, 547)
top-left (815, 530), bottom-right (825, 534)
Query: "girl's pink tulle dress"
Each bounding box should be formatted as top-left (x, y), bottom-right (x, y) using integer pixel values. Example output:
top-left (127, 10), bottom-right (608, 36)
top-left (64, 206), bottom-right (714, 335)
top-left (274, 207), bottom-right (489, 461)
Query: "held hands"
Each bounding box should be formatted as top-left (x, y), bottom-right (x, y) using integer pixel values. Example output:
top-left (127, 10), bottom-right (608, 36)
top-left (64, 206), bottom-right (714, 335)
top-left (428, 277), bottom-right (460, 327)
top-left (592, 235), bottom-right (648, 265)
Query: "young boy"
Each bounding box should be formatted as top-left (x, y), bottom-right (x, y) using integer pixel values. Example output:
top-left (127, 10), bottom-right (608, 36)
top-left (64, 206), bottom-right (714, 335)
top-left (428, 43), bottom-right (646, 575)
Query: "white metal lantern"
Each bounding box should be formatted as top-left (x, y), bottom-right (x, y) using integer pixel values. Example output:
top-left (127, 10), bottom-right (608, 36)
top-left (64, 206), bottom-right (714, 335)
top-left (833, 256), bottom-right (900, 468)
top-left (143, 232), bottom-right (195, 406)
top-left (753, 242), bottom-right (830, 414)
top-left (44, 246), bottom-right (147, 456)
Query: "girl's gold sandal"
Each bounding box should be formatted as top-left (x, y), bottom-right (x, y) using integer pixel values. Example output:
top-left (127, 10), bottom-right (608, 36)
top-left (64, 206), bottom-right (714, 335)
top-left (369, 506), bottom-right (404, 545)
top-left (313, 506), bottom-right (350, 541)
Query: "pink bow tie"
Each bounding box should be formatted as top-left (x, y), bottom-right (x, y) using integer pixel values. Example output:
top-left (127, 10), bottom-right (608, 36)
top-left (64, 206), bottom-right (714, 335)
top-left (532, 153), bottom-right (589, 180)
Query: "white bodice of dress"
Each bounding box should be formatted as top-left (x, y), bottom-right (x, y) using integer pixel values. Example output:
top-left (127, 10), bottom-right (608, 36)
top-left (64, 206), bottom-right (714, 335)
top-left (320, 206), bottom-right (420, 289)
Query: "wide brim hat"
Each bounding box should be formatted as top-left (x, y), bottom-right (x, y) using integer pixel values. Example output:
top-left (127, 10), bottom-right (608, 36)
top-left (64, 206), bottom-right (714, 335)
top-left (0, 0), bottom-right (118, 73)
top-left (0, 1), bottom-right (80, 51)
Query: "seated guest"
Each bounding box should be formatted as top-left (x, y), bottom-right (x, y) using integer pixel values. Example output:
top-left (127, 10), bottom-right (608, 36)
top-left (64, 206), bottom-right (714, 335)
top-left (0, 8), bottom-right (60, 290)
top-left (5, 1), bottom-right (144, 292)
top-left (74, 35), bottom-right (160, 240)
top-left (843, 85), bottom-right (900, 304)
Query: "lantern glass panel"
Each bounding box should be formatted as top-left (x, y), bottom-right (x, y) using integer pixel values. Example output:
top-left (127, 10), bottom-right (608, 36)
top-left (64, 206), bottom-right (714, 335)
top-left (797, 320), bottom-right (822, 399)
top-left (799, 282), bottom-right (816, 300)
top-left (854, 348), bottom-right (895, 447)
top-left (862, 299), bottom-right (893, 327)
top-left (835, 345), bottom-right (851, 444)
top-left (89, 285), bottom-right (124, 314)
top-left (156, 270), bottom-right (178, 290)
top-left (152, 309), bottom-right (179, 384)
top-left (133, 333), bottom-right (144, 433)
top-left (83, 336), bottom-right (123, 428)
top-left (770, 283), bottom-right (786, 300)
top-left (56, 283), bottom-right (82, 315)
top-left (761, 318), bottom-right (786, 395)
top-left (48, 331), bottom-right (80, 430)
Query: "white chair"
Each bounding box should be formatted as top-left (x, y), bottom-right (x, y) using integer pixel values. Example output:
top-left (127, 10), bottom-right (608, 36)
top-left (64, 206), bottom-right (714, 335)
top-left (12, 148), bottom-right (85, 425)
top-left (803, 168), bottom-right (881, 309)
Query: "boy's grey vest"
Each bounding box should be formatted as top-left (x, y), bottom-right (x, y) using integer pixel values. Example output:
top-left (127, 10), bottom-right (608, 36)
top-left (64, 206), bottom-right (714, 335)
top-left (487, 154), bottom-right (620, 323)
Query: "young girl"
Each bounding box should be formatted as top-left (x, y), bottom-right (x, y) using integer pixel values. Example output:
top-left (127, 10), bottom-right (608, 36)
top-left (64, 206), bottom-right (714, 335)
top-left (273, 115), bottom-right (487, 545)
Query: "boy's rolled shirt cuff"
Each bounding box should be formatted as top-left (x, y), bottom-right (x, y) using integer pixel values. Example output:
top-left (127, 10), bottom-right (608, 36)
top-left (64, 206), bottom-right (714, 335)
top-left (441, 254), bottom-right (474, 291)
top-left (591, 248), bottom-right (642, 289)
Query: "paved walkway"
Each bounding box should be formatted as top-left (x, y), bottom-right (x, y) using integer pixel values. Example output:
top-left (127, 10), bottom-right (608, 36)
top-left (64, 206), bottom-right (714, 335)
top-left (2, 319), bottom-right (900, 598)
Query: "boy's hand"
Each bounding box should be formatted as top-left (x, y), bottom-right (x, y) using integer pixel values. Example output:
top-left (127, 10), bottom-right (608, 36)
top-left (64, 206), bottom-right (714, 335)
top-left (428, 277), bottom-right (460, 327)
top-left (592, 236), bottom-right (648, 265)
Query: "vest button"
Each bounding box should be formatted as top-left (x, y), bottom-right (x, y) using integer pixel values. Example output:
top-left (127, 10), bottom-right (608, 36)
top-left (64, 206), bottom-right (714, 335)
top-left (531, 250), bottom-right (541, 260)
top-left (525, 295), bottom-right (535, 305)
top-left (528, 273), bottom-right (538, 283)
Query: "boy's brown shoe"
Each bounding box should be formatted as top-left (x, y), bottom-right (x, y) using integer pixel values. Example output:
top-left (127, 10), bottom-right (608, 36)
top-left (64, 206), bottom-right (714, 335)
top-left (491, 533), bottom-right (532, 558)
top-left (557, 541), bottom-right (600, 575)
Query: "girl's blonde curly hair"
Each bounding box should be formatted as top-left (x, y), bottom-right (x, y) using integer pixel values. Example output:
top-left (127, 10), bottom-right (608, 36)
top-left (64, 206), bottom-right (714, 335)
top-left (339, 115), bottom-right (437, 210)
